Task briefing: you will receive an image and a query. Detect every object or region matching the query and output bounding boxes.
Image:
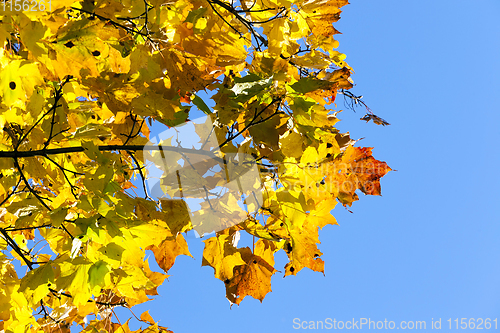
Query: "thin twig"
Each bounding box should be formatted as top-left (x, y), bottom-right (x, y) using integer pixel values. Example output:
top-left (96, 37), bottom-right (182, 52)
top-left (13, 158), bottom-right (52, 211)
top-left (4, 224), bottom-right (51, 232)
top-left (218, 97), bottom-right (282, 149)
top-left (126, 151), bottom-right (153, 200)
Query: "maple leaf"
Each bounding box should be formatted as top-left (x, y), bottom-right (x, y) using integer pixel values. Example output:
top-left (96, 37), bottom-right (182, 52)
top-left (324, 145), bottom-right (392, 206)
top-left (225, 240), bottom-right (278, 305)
top-left (202, 231), bottom-right (246, 281)
top-left (301, 0), bottom-right (349, 38)
top-left (148, 234), bottom-right (192, 274)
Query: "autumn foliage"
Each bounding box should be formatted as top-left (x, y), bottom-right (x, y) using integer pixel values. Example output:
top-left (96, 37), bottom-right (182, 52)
top-left (0, 0), bottom-right (390, 331)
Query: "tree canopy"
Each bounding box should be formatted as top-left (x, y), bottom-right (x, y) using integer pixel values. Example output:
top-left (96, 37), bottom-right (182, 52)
top-left (0, 0), bottom-right (390, 331)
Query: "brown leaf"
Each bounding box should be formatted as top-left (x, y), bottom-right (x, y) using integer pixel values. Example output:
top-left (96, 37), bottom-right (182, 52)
top-left (360, 113), bottom-right (390, 126)
top-left (225, 241), bottom-right (277, 305)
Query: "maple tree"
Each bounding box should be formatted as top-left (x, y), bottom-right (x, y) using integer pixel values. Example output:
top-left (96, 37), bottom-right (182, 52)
top-left (0, 0), bottom-right (391, 331)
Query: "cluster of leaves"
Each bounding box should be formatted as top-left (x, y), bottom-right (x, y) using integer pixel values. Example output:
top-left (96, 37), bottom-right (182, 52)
top-left (0, 0), bottom-right (390, 332)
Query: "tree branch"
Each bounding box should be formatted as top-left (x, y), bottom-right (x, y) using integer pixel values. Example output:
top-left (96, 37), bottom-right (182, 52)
top-left (126, 151), bottom-right (153, 200)
top-left (0, 144), bottom-right (222, 161)
top-left (18, 76), bottom-right (71, 150)
top-left (218, 97), bottom-right (282, 149)
top-left (70, 7), bottom-right (156, 45)
top-left (0, 227), bottom-right (34, 269)
top-left (4, 224), bottom-right (51, 232)
top-left (13, 158), bottom-right (53, 211)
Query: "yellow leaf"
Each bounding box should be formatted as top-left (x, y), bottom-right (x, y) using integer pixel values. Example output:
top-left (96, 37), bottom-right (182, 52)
top-left (19, 18), bottom-right (47, 58)
top-left (140, 310), bottom-right (156, 325)
top-left (148, 234), bottom-right (192, 274)
top-left (19, 263), bottom-right (54, 305)
top-left (307, 198), bottom-right (338, 229)
top-left (301, 0), bottom-right (348, 37)
top-left (0, 60), bottom-right (43, 105)
top-left (280, 130), bottom-right (303, 159)
top-left (55, 257), bottom-right (93, 306)
top-left (202, 233), bottom-right (246, 281)
top-left (283, 220), bottom-right (325, 276)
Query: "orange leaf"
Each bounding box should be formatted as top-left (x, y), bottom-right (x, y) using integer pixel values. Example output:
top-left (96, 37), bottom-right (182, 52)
top-left (148, 234), bottom-right (192, 274)
top-left (140, 310), bottom-right (155, 325)
top-left (325, 146), bottom-right (391, 206)
top-left (225, 241), bottom-right (277, 305)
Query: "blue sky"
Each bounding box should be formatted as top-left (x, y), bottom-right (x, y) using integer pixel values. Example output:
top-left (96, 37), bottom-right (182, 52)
top-left (122, 1), bottom-right (500, 331)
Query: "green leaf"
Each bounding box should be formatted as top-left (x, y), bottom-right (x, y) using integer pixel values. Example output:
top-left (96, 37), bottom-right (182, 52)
top-left (290, 77), bottom-right (333, 94)
top-left (185, 7), bottom-right (208, 24)
top-left (158, 108), bottom-right (190, 127)
top-left (99, 242), bottom-right (125, 265)
top-left (192, 94), bottom-right (212, 115)
top-left (56, 257), bottom-right (93, 306)
top-left (47, 207), bottom-right (68, 228)
top-left (84, 164), bottom-right (114, 194)
top-left (233, 73), bottom-right (262, 83)
top-left (231, 76), bottom-right (273, 102)
top-left (82, 140), bottom-right (109, 164)
top-left (19, 263), bottom-right (54, 304)
top-left (88, 260), bottom-right (110, 293)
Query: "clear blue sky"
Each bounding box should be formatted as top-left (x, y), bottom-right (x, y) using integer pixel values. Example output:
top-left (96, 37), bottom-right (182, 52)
top-left (121, 1), bottom-right (500, 331)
